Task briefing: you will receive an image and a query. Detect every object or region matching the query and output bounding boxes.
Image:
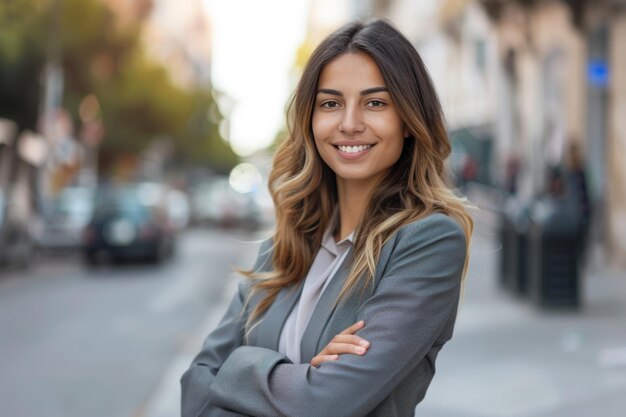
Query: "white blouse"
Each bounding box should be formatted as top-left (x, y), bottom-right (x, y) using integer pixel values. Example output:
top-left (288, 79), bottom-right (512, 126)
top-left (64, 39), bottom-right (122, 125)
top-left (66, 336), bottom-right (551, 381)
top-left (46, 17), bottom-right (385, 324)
top-left (278, 215), bottom-right (354, 364)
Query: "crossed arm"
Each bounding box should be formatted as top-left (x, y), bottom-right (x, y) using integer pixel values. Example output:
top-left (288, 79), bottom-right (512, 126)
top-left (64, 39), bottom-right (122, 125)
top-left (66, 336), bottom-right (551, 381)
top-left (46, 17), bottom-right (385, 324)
top-left (181, 214), bottom-right (466, 417)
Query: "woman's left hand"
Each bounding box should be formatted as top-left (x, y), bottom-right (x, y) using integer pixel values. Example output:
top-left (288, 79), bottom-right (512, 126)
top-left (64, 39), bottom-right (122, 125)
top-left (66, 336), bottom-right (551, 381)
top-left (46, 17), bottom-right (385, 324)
top-left (309, 320), bottom-right (370, 367)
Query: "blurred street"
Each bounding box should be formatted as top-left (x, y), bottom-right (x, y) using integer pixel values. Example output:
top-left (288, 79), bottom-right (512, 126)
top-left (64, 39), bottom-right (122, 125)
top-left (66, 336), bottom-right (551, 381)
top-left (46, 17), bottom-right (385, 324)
top-left (0, 228), bottom-right (261, 417)
top-left (2, 0), bottom-right (626, 416)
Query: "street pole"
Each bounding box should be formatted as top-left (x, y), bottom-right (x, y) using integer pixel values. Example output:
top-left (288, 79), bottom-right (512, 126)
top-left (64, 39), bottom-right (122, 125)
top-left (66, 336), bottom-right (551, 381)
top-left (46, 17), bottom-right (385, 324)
top-left (38, 0), bottom-right (64, 214)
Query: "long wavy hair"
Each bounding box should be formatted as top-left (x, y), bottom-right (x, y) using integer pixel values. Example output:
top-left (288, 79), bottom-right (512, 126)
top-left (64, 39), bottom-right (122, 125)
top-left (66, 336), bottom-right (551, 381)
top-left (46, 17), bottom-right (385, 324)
top-left (239, 19), bottom-right (473, 338)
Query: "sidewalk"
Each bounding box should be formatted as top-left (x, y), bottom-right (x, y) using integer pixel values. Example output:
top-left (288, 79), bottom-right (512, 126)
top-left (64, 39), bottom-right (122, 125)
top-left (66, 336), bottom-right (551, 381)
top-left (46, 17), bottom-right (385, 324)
top-left (416, 213), bottom-right (626, 416)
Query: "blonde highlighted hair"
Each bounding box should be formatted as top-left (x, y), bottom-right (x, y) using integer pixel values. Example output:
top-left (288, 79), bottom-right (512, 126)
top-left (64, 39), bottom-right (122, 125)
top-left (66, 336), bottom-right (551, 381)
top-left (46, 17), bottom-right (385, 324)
top-left (239, 19), bottom-right (473, 339)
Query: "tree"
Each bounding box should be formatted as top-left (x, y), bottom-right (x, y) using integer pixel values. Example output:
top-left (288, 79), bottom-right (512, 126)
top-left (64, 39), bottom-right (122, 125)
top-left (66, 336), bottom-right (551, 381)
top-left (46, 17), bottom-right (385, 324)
top-left (0, 0), bottom-right (238, 175)
top-left (0, 0), bottom-right (48, 130)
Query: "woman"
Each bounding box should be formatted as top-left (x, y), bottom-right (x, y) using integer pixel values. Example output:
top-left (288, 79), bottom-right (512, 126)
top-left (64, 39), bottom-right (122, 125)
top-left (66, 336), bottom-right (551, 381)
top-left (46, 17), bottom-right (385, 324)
top-left (181, 19), bottom-right (473, 417)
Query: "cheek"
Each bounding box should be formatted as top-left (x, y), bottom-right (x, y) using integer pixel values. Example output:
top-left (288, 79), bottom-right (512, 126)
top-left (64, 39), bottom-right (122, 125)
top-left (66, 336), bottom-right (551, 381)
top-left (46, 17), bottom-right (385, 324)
top-left (313, 138), bottom-right (325, 161)
top-left (385, 139), bottom-right (404, 167)
top-left (385, 119), bottom-right (406, 163)
top-left (311, 118), bottom-right (328, 141)
top-left (378, 117), bottom-right (405, 148)
top-left (312, 115), bottom-right (333, 151)
top-left (312, 111), bottom-right (338, 137)
top-left (311, 115), bottom-right (321, 146)
top-left (311, 123), bottom-right (326, 157)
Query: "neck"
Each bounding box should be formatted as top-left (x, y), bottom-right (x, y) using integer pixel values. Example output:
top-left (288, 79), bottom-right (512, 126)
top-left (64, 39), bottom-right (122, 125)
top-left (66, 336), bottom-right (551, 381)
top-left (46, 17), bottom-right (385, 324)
top-left (334, 177), bottom-right (376, 242)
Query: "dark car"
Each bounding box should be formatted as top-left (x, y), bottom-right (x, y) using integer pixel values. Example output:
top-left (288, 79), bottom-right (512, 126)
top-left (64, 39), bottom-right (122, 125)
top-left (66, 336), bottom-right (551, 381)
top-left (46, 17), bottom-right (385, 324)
top-left (82, 185), bottom-right (175, 265)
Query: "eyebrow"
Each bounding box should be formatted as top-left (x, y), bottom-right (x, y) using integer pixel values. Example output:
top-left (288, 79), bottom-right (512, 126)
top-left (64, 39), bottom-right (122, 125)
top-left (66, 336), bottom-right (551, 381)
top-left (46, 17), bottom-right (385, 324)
top-left (316, 87), bottom-right (389, 96)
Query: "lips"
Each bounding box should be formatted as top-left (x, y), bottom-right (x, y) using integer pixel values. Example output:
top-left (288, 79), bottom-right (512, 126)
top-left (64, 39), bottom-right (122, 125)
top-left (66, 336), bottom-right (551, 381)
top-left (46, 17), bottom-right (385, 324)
top-left (333, 143), bottom-right (375, 160)
top-left (335, 144), bottom-right (373, 153)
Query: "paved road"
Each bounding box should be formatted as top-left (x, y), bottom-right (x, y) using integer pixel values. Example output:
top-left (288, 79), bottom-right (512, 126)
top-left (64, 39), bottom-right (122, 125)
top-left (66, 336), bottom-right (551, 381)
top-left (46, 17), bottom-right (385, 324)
top-left (0, 228), bottom-right (262, 417)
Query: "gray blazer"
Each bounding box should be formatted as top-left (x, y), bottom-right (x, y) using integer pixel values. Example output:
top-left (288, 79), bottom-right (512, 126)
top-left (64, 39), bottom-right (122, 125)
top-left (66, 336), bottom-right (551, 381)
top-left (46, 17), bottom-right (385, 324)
top-left (181, 212), bottom-right (467, 417)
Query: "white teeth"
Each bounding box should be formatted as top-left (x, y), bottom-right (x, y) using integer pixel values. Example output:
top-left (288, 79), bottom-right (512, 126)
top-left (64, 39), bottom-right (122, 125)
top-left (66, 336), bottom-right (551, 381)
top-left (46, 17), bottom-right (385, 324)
top-left (337, 144), bottom-right (372, 153)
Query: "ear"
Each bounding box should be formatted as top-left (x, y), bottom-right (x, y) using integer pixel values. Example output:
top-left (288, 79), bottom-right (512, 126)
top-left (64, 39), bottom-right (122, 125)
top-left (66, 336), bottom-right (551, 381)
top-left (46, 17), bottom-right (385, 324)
top-left (403, 126), bottom-right (410, 139)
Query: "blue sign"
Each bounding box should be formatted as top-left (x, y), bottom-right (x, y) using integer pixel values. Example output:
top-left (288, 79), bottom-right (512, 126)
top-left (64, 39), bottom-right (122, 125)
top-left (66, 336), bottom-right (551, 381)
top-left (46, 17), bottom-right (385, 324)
top-left (587, 59), bottom-right (609, 87)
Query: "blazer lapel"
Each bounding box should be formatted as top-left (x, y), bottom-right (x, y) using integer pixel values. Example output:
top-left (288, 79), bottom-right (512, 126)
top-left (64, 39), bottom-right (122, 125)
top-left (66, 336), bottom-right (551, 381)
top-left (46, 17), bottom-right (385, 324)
top-left (299, 247), bottom-right (354, 364)
top-left (254, 280), bottom-right (304, 350)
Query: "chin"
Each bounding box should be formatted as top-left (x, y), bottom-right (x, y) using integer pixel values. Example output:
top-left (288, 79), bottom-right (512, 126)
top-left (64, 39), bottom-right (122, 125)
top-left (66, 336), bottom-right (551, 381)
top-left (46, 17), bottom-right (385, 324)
top-left (334, 170), bottom-right (382, 184)
top-left (332, 168), bottom-right (367, 179)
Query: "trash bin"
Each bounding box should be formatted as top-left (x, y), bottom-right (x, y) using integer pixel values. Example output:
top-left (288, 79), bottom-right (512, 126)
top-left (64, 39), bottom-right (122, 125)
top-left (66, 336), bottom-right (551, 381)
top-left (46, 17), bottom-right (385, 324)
top-left (527, 198), bottom-right (582, 308)
top-left (498, 203), bottom-right (514, 289)
top-left (499, 197), bottom-right (530, 296)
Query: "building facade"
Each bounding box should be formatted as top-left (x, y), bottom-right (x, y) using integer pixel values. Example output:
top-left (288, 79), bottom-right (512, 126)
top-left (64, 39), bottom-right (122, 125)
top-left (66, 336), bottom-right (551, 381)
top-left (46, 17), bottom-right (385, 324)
top-left (476, 0), bottom-right (626, 266)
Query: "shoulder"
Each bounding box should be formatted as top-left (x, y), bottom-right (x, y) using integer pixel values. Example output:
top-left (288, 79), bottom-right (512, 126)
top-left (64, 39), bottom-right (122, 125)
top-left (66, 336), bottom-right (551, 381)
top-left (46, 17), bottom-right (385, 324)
top-left (386, 212), bottom-right (467, 266)
top-left (396, 212), bottom-right (466, 246)
top-left (370, 212), bottom-right (467, 292)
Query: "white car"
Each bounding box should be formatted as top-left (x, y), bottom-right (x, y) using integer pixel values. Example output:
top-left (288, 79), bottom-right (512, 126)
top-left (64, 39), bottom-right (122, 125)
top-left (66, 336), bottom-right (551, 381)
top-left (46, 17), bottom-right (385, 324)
top-left (37, 186), bottom-right (95, 251)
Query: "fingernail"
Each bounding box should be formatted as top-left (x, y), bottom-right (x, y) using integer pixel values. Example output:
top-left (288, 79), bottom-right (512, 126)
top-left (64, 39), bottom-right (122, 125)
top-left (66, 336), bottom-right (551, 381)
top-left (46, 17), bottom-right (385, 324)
top-left (359, 340), bottom-right (370, 347)
top-left (358, 320), bottom-right (365, 326)
top-left (356, 347), bottom-right (366, 354)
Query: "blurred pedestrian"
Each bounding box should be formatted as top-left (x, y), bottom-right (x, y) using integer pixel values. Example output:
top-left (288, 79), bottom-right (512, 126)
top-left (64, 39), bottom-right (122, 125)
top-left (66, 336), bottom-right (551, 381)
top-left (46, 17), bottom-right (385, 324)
top-left (460, 154), bottom-right (478, 190)
top-left (504, 153), bottom-right (521, 195)
top-left (181, 19), bottom-right (473, 417)
top-left (564, 140), bottom-right (591, 258)
top-left (546, 165), bottom-right (566, 197)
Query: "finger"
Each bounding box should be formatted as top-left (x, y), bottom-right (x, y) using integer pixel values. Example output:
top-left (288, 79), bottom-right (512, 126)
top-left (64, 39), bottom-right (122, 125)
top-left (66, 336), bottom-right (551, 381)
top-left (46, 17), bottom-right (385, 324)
top-left (328, 334), bottom-right (370, 348)
top-left (322, 342), bottom-right (368, 356)
top-left (318, 335), bottom-right (363, 355)
top-left (339, 320), bottom-right (365, 335)
top-left (310, 354), bottom-right (339, 368)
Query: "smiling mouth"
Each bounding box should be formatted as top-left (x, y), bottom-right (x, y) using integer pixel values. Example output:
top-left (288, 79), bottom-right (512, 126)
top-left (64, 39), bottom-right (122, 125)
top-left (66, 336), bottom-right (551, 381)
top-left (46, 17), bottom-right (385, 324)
top-left (333, 144), bottom-right (375, 154)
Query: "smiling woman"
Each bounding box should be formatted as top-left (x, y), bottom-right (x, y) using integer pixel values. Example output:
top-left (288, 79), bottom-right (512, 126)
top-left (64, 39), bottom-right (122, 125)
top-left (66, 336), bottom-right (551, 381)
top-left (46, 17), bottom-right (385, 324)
top-left (313, 52), bottom-right (408, 201)
top-left (182, 19), bottom-right (474, 417)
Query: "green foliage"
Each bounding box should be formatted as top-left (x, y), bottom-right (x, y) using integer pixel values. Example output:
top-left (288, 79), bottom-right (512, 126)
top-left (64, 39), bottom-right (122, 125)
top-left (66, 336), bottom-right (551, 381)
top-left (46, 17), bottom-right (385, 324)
top-left (0, 0), bottom-right (238, 172)
top-left (0, 0), bottom-right (49, 128)
top-left (0, 0), bottom-right (48, 64)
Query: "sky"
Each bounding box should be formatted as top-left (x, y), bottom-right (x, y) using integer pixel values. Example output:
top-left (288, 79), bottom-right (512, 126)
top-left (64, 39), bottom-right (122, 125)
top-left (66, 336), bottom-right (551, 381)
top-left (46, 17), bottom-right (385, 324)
top-left (203, 0), bottom-right (311, 157)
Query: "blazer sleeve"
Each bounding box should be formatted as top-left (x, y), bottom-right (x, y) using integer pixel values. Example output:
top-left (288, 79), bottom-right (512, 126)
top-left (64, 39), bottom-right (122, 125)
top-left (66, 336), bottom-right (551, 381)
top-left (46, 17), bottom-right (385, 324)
top-left (207, 213), bottom-right (467, 417)
top-left (180, 239), bottom-right (273, 417)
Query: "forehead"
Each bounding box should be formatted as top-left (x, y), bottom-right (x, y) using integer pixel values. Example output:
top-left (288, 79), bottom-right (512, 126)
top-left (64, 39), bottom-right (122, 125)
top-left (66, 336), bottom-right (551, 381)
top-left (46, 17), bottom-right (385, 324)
top-left (317, 52), bottom-right (386, 89)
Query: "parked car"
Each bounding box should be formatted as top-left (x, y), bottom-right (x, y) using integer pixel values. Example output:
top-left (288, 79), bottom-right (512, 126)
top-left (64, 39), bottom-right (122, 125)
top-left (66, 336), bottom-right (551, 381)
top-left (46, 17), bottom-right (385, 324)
top-left (190, 177), bottom-right (260, 230)
top-left (37, 186), bottom-right (95, 252)
top-left (165, 188), bottom-right (191, 231)
top-left (82, 184), bottom-right (175, 265)
top-left (0, 187), bottom-right (37, 269)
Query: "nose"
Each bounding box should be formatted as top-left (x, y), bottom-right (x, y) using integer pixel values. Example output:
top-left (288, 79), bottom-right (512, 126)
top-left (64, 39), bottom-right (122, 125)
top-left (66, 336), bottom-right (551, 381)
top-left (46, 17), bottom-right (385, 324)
top-left (338, 103), bottom-right (365, 135)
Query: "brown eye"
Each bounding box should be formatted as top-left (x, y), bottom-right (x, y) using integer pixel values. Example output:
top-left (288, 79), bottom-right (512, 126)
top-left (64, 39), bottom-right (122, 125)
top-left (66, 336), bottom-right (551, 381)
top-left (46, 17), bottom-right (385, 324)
top-left (321, 101), bottom-right (340, 109)
top-left (366, 100), bottom-right (385, 108)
